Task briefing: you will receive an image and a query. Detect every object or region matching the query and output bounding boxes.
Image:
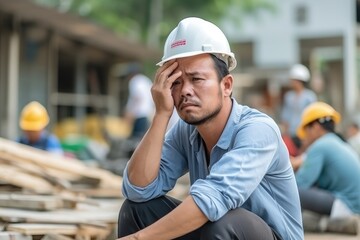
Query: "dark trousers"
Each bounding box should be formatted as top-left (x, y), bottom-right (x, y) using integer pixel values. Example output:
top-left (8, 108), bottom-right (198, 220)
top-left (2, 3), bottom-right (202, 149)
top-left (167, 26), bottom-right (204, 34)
top-left (118, 196), bottom-right (279, 240)
top-left (298, 187), bottom-right (335, 215)
top-left (131, 117), bottom-right (150, 138)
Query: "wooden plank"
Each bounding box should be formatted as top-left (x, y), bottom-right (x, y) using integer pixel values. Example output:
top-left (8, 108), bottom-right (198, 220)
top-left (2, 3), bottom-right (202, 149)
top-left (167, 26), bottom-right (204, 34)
top-left (0, 203), bottom-right (121, 224)
top-left (0, 164), bottom-right (54, 194)
top-left (40, 234), bottom-right (73, 240)
top-left (77, 224), bottom-right (112, 239)
top-left (0, 152), bottom-right (96, 186)
top-left (69, 187), bottom-right (123, 198)
top-left (0, 155), bottom-right (72, 188)
top-left (0, 184), bottom-right (22, 192)
top-left (6, 223), bottom-right (78, 235)
top-left (0, 232), bottom-right (32, 240)
top-left (0, 137), bottom-right (122, 189)
top-left (0, 194), bottom-right (63, 211)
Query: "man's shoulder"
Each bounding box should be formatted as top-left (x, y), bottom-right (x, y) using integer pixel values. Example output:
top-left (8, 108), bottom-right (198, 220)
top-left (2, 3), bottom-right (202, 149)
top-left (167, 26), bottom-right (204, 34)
top-left (45, 133), bottom-right (61, 145)
top-left (310, 134), bottom-right (338, 151)
top-left (238, 104), bottom-right (276, 126)
top-left (303, 89), bottom-right (317, 99)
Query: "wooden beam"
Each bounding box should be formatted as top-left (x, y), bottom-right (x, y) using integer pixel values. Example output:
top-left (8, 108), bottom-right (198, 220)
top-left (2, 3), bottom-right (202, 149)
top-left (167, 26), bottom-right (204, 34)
top-left (0, 156), bottom-right (71, 189)
top-left (40, 234), bottom-right (73, 240)
top-left (0, 232), bottom-right (32, 240)
top-left (0, 202), bottom-right (121, 224)
top-left (0, 194), bottom-right (63, 211)
top-left (69, 187), bottom-right (123, 198)
top-left (6, 223), bottom-right (78, 235)
top-left (0, 137), bottom-right (122, 189)
top-left (0, 164), bottom-right (54, 194)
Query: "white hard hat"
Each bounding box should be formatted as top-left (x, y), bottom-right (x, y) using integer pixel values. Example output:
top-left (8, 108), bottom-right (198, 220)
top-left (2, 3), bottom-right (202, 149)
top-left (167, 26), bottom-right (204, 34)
top-left (289, 64), bottom-right (310, 82)
top-left (157, 17), bottom-right (237, 71)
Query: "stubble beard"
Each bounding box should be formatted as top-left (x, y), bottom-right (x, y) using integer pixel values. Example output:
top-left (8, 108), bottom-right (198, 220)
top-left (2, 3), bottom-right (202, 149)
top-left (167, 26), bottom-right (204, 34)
top-left (182, 90), bottom-right (223, 126)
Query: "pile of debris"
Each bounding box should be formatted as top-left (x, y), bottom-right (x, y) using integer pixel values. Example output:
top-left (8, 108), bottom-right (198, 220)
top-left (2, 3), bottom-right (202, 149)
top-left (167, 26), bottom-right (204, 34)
top-left (0, 137), bottom-right (124, 240)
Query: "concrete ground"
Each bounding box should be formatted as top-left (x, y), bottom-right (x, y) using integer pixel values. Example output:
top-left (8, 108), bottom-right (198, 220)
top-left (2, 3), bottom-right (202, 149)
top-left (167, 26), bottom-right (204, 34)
top-left (304, 217), bottom-right (360, 239)
top-left (305, 233), bottom-right (360, 240)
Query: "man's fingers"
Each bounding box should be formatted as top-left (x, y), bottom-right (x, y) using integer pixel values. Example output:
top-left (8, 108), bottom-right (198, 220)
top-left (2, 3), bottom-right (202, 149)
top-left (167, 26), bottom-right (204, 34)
top-left (154, 60), bottom-right (181, 89)
top-left (155, 61), bottom-right (178, 83)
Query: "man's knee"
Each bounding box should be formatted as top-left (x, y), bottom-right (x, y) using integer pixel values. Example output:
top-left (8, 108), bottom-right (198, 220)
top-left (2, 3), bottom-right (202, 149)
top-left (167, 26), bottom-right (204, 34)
top-left (200, 208), bottom-right (275, 240)
top-left (118, 196), bottom-right (181, 237)
top-left (118, 199), bottom-right (136, 237)
top-left (118, 199), bottom-right (135, 224)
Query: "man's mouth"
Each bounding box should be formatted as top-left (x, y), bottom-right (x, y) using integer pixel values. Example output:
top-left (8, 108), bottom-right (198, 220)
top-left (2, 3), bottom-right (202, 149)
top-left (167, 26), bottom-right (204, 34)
top-left (179, 102), bottom-right (198, 110)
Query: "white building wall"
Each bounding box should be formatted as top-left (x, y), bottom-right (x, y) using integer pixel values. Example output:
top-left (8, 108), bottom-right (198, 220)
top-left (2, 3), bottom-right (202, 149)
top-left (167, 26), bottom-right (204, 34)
top-left (224, 0), bottom-right (358, 114)
top-left (224, 0), bottom-right (354, 67)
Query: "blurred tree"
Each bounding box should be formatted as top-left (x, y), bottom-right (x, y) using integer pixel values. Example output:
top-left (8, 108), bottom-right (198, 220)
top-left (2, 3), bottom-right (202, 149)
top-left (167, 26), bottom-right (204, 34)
top-left (33, 0), bottom-right (274, 49)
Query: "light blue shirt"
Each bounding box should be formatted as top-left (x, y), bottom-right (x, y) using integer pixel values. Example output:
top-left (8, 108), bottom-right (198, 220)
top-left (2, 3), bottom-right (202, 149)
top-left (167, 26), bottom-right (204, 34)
top-left (296, 133), bottom-right (360, 213)
top-left (122, 98), bottom-right (303, 239)
top-left (281, 89), bottom-right (317, 136)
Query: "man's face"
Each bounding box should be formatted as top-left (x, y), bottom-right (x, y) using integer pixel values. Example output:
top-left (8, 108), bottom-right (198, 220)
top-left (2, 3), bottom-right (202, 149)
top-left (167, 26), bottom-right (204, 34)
top-left (291, 79), bottom-right (304, 91)
top-left (24, 130), bottom-right (42, 143)
top-left (303, 122), bottom-right (320, 145)
top-left (170, 54), bottom-right (225, 125)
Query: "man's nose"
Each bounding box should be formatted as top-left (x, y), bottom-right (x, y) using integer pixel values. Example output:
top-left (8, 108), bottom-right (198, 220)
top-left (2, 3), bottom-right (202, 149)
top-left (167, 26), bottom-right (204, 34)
top-left (180, 80), bottom-right (193, 97)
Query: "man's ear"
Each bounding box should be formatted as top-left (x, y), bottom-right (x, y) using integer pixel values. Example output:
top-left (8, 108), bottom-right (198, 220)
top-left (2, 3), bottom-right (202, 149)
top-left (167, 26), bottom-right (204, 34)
top-left (222, 75), bottom-right (233, 97)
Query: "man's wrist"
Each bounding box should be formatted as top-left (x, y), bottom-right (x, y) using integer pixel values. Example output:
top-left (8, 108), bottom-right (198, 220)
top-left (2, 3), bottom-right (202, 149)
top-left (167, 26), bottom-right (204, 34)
top-left (133, 231), bottom-right (142, 240)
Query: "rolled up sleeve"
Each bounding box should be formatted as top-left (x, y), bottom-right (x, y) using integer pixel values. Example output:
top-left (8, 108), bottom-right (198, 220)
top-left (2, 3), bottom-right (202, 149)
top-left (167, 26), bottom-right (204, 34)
top-left (190, 121), bottom-right (279, 221)
top-left (122, 125), bottom-right (188, 202)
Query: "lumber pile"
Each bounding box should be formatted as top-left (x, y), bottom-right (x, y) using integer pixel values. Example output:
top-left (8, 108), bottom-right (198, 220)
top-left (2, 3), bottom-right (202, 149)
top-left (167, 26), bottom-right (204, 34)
top-left (0, 137), bottom-right (123, 240)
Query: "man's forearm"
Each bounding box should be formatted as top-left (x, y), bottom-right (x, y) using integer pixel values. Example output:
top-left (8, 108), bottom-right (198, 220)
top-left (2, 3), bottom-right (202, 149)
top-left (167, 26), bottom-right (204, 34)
top-left (127, 114), bottom-right (170, 187)
top-left (135, 196), bottom-right (208, 240)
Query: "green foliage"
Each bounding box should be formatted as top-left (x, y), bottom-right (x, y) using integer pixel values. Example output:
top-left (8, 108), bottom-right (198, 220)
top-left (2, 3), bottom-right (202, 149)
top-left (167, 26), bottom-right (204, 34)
top-left (33, 0), bottom-right (274, 47)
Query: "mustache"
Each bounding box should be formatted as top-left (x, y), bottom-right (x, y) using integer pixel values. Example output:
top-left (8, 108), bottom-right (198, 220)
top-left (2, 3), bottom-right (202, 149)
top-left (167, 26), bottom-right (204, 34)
top-left (178, 98), bottom-right (200, 110)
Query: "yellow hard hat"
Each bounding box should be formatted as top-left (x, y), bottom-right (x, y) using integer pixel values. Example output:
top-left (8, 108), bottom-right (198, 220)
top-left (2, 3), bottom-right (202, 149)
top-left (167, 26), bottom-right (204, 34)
top-left (20, 101), bottom-right (49, 131)
top-left (297, 102), bottom-right (341, 139)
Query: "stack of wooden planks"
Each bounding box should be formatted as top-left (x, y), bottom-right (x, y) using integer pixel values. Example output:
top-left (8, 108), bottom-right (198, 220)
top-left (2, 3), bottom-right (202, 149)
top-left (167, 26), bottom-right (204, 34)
top-left (0, 137), bottom-right (124, 240)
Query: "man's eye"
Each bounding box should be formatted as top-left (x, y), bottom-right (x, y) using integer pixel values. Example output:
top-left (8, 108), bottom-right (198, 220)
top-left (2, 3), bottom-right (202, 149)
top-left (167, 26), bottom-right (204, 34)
top-left (193, 77), bottom-right (202, 81)
top-left (171, 80), bottom-right (180, 88)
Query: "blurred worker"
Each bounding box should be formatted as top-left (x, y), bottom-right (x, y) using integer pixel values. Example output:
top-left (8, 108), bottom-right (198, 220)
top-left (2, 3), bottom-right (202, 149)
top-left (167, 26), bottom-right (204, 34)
top-left (281, 64), bottom-right (317, 153)
top-left (346, 121), bottom-right (360, 158)
top-left (121, 63), bottom-right (154, 139)
top-left (18, 101), bottom-right (63, 155)
top-left (117, 17), bottom-right (303, 240)
top-left (293, 102), bottom-right (360, 235)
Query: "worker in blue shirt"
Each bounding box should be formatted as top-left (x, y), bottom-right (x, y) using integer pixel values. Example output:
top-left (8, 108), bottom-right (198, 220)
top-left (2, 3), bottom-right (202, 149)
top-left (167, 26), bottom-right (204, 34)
top-left (117, 17), bottom-right (303, 240)
top-left (292, 102), bottom-right (360, 235)
top-left (18, 101), bottom-right (63, 155)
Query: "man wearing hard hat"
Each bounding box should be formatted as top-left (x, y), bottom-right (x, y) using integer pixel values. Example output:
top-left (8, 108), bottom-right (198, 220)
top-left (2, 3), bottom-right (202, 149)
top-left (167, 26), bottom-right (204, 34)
top-left (119, 63), bottom-right (155, 139)
top-left (292, 102), bottom-right (360, 235)
top-left (117, 17), bottom-right (303, 240)
top-left (18, 101), bottom-right (63, 155)
top-left (281, 64), bottom-right (317, 154)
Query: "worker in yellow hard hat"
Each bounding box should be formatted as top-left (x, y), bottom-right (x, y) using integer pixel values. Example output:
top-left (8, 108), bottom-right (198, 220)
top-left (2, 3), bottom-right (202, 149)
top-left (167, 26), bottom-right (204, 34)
top-left (291, 101), bottom-right (360, 235)
top-left (18, 101), bottom-right (63, 155)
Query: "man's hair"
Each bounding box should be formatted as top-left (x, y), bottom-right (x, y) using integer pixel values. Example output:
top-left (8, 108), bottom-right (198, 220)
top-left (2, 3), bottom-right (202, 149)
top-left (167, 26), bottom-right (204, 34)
top-left (306, 117), bottom-right (335, 132)
top-left (306, 118), bottom-right (347, 142)
top-left (318, 118), bottom-right (335, 132)
top-left (210, 54), bottom-right (229, 81)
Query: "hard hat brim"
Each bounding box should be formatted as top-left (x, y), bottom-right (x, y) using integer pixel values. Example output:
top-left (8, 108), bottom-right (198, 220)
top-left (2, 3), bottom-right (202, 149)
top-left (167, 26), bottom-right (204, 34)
top-left (156, 51), bottom-right (237, 71)
top-left (296, 111), bottom-right (341, 140)
top-left (20, 119), bottom-right (49, 131)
